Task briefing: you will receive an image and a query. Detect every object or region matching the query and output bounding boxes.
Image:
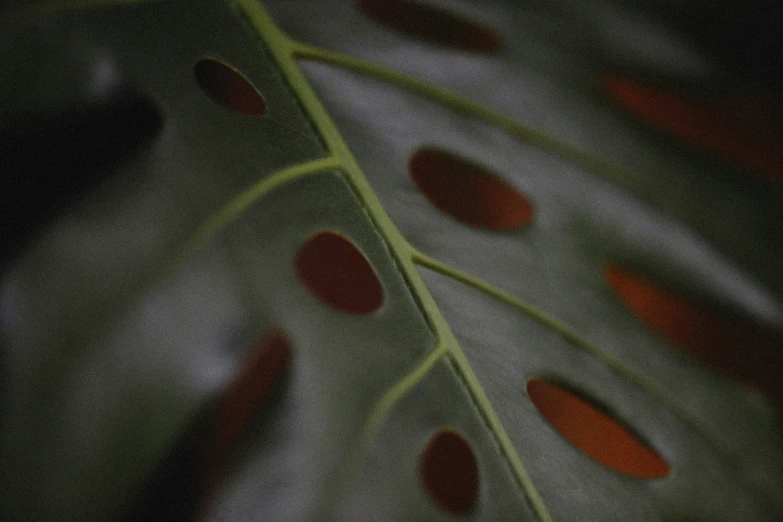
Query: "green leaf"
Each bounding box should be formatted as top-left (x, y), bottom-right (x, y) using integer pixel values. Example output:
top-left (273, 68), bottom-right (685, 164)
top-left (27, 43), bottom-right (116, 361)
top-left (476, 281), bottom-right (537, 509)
top-left (2, 0), bottom-right (782, 520)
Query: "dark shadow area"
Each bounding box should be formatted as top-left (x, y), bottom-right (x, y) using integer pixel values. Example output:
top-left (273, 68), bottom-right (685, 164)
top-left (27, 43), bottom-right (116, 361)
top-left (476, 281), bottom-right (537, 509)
top-left (0, 90), bottom-right (163, 267)
top-left (633, 0), bottom-right (783, 92)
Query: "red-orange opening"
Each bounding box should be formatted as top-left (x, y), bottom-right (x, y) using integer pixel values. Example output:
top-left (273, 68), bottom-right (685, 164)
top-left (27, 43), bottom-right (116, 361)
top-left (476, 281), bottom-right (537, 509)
top-left (356, 0), bottom-right (502, 55)
top-left (195, 57), bottom-right (267, 116)
top-left (604, 263), bottom-right (783, 415)
top-left (419, 429), bottom-right (480, 516)
top-left (527, 379), bottom-right (670, 479)
top-left (295, 231), bottom-right (383, 314)
top-left (409, 147), bottom-right (534, 231)
top-left (199, 331), bottom-right (293, 514)
top-left (602, 73), bottom-right (783, 184)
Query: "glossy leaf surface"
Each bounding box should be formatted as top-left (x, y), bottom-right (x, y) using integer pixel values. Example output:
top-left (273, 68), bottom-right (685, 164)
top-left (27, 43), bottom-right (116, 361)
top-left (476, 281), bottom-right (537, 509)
top-left (1, 1), bottom-right (782, 521)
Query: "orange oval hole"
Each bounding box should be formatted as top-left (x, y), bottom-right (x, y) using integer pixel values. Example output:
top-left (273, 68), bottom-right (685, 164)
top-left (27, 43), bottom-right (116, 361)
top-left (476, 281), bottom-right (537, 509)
top-left (527, 379), bottom-right (669, 478)
top-left (602, 74), bottom-right (783, 184)
top-left (295, 231), bottom-right (383, 314)
top-left (124, 333), bottom-right (292, 520)
top-left (409, 147), bottom-right (534, 230)
top-left (604, 263), bottom-right (783, 415)
top-left (419, 429), bottom-right (479, 516)
top-left (200, 331), bottom-right (293, 514)
top-left (194, 57), bottom-right (266, 116)
top-left (356, 0), bottom-right (502, 55)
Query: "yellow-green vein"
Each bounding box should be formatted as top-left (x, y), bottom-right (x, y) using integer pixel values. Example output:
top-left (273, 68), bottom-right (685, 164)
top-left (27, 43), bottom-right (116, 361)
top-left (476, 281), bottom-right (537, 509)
top-left (411, 246), bottom-right (766, 493)
top-left (328, 344), bottom-right (447, 506)
top-left (442, 340), bottom-right (554, 522)
top-left (171, 156), bottom-right (341, 268)
top-left (289, 41), bottom-right (689, 214)
top-left (235, 0), bottom-right (554, 519)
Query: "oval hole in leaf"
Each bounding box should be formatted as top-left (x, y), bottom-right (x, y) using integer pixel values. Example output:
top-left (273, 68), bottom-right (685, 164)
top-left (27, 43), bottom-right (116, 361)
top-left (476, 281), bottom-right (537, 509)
top-left (194, 57), bottom-right (266, 116)
top-left (604, 263), bottom-right (783, 414)
top-left (527, 379), bottom-right (670, 478)
top-left (123, 332), bottom-right (292, 521)
top-left (199, 331), bottom-right (293, 515)
top-left (295, 231), bottom-right (383, 314)
top-left (601, 73), bottom-right (783, 184)
top-left (356, 0), bottom-right (502, 55)
top-left (419, 429), bottom-right (479, 516)
top-left (409, 147), bottom-right (534, 230)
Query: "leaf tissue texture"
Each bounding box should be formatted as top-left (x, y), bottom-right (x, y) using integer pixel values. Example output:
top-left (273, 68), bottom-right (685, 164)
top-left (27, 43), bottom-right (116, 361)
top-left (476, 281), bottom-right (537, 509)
top-left (1, 0), bottom-right (782, 521)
